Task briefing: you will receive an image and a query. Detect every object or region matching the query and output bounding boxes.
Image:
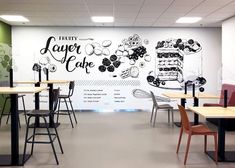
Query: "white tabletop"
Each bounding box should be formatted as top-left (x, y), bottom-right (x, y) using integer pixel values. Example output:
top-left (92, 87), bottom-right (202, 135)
top-left (0, 86), bottom-right (47, 94)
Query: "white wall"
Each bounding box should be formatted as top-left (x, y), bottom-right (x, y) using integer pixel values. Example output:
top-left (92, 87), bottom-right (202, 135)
top-left (222, 17), bottom-right (235, 84)
top-left (12, 27), bottom-right (221, 111)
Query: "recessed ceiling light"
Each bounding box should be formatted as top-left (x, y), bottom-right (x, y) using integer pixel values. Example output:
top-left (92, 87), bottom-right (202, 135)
top-left (91, 16), bottom-right (114, 23)
top-left (176, 17), bottom-right (202, 23)
top-left (0, 15), bottom-right (29, 22)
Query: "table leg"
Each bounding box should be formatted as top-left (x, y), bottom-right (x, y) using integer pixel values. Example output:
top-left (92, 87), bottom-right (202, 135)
top-left (48, 83), bottom-right (53, 127)
top-left (28, 83), bottom-right (40, 128)
top-left (174, 98), bottom-right (186, 127)
top-left (206, 118), bottom-right (235, 162)
top-left (181, 98), bottom-right (186, 107)
top-left (0, 94), bottom-right (30, 166)
top-left (193, 97), bottom-right (199, 125)
top-left (218, 118), bottom-right (225, 159)
top-left (11, 94), bottom-right (19, 165)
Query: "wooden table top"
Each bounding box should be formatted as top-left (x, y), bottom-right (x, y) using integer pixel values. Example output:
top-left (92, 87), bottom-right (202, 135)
top-left (163, 92), bottom-right (219, 99)
top-left (188, 106), bottom-right (235, 118)
top-left (15, 80), bottom-right (70, 84)
top-left (0, 86), bottom-right (47, 94)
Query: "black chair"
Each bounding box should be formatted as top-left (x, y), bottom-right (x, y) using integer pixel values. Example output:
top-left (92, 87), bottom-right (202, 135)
top-left (56, 81), bottom-right (77, 128)
top-left (0, 94), bottom-right (26, 127)
top-left (23, 88), bottom-right (64, 165)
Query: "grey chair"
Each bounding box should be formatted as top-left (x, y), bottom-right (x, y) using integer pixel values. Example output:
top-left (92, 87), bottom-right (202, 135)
top-left (150, 91), bottom-right (174, 126)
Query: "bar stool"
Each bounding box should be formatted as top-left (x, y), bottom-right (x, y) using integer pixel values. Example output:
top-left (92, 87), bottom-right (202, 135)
top-left (0, 94), bottom-right (27, 127)
top-left (56, 81), bottom-right (77, 128)
top-left (23, 88), bottom-right (64, 165)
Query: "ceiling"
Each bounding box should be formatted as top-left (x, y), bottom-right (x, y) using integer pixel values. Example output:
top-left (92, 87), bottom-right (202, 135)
top-left (0, 0), bottom-right (235, 27)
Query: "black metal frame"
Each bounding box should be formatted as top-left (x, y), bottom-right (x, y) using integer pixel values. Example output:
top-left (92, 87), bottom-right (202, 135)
top-left (56, 81), bottom-right (77, 128)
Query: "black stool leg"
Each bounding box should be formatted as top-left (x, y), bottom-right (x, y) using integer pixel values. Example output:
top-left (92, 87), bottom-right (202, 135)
top-left (51, 119), bottom-right (64, 154)
top-left (23, 116), bottom-right (31, 164)
top-left (30, 117), bottom-right (37, 155)
top-left (57, 98), bottom-right (61, 124)
top-left (42, 117), bottom-right (59, 165)
top-left (4, 97), bottom-right (10, 125)
top-left (22, 96), bottom-right (27, 125)
top-left (65, 98), bottom-right (74, 128)
top-left (0, 97), bottom-right (7, 126)
top-left (69, 97), bottom-right (77, 124)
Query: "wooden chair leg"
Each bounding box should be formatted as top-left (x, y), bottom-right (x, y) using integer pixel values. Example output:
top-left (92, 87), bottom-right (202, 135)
top-left (176, 127), bottom-right (183, 153)
top-left (184, 134), bottom-right (192, 165)
top-left (204, 135), bottom-right (207, 153)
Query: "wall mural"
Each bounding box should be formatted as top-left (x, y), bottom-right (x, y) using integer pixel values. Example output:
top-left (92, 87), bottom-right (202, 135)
top-left (28, 34), bottom-right (207, 109)
top-left (146, 38), bottom-right (206, 91)
top-left (35, 34), bottom-right (150, 80)
top-left (12, 27), bottom-right (222, 110)
top-left (35, 36), bottom-right (206, 92)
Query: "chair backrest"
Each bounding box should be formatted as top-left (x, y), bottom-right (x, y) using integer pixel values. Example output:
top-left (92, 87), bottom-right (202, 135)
top-left (219, 84), bottom-right (235, 105)
top-left (178, 105), bottom-right (191, 132)
top-left (150, 91), bottom-right (158, 108)
top-left (228, 91), bottom-right (235, 106)
top-left (68, 81), bottom-right (75, 97)
top-left (52, 88), bottom-right (60, 112)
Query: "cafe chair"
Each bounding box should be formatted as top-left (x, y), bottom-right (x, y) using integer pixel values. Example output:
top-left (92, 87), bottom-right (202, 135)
top-left (0, 94), bottom-right (26, 127)
top-left (176, 105), bottom-right (218, 165)
top-left (56, 81), bottom-right (77, 128)
top-left (150, 91), bottom-right (174, 127)
top-left (23, 88), bottom-right (64, 165)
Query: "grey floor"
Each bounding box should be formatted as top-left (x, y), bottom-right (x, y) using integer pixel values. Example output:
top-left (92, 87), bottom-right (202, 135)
top-left (1, 111), bottom-right (235, 168)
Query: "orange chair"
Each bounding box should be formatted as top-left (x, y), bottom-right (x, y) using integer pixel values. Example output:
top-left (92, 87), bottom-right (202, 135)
top-left (176, 105), bottom-right (218, 165)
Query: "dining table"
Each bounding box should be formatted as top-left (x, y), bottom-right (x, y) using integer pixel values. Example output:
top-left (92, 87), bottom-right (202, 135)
top-left (0, 86), bottom-right (47, 166)
top-left (15, 80), bottom-right (70, 127)
top-left (163, 92), bottom-right (219, 126)
top-left (189, 106), bottom-right (235, 162)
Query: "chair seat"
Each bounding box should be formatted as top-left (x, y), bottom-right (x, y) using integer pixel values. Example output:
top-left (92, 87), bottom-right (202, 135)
top-left (158, 104), bottom-right (173, 109)
top-left (27, 110), bottom-right (52, 116)
top-left (191, 124), bottom-right (216, 135)
top-left (58, 95), bottom-right (69, 98)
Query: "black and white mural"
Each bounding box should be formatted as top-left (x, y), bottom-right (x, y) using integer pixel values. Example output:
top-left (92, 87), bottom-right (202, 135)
top-left (12, 27), bottom-right (221, 110)
top-left (147, 38), bottom-right (206, 91)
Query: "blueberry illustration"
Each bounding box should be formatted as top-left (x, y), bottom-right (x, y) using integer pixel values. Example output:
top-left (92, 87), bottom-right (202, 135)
top-left (113, 61), bottom-right (121, 68)
top-left (110, 55), bottom-right (117, 62)
top-left (107, 65), bottom-right (115, 72)
top-left (147, 76), bottom-right (155, 82)
top-left (188, 39), bottom-right (194, 44)
top-left (98, 65), bottom-right (106, 72)
top-left (102, 58), bottom-right (111, 66)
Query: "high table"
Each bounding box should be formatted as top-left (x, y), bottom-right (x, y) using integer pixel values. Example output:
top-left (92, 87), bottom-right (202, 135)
top-left (163, 92), bottom-right (219, 126)
top-left (15, 80), bottom-right (70, 127)
top-left (0, 86), bottom-right (47, 166)
top-left (189, 106), bottom-right (235, 162)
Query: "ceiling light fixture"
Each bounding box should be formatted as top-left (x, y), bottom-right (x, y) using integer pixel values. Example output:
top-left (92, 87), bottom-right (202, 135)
top-left (176, 17), bottom-right (202, 23)
top-left (91, 16), bottom-right (114, 23)
top-left (0, 15), bottom-right (29, 22)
